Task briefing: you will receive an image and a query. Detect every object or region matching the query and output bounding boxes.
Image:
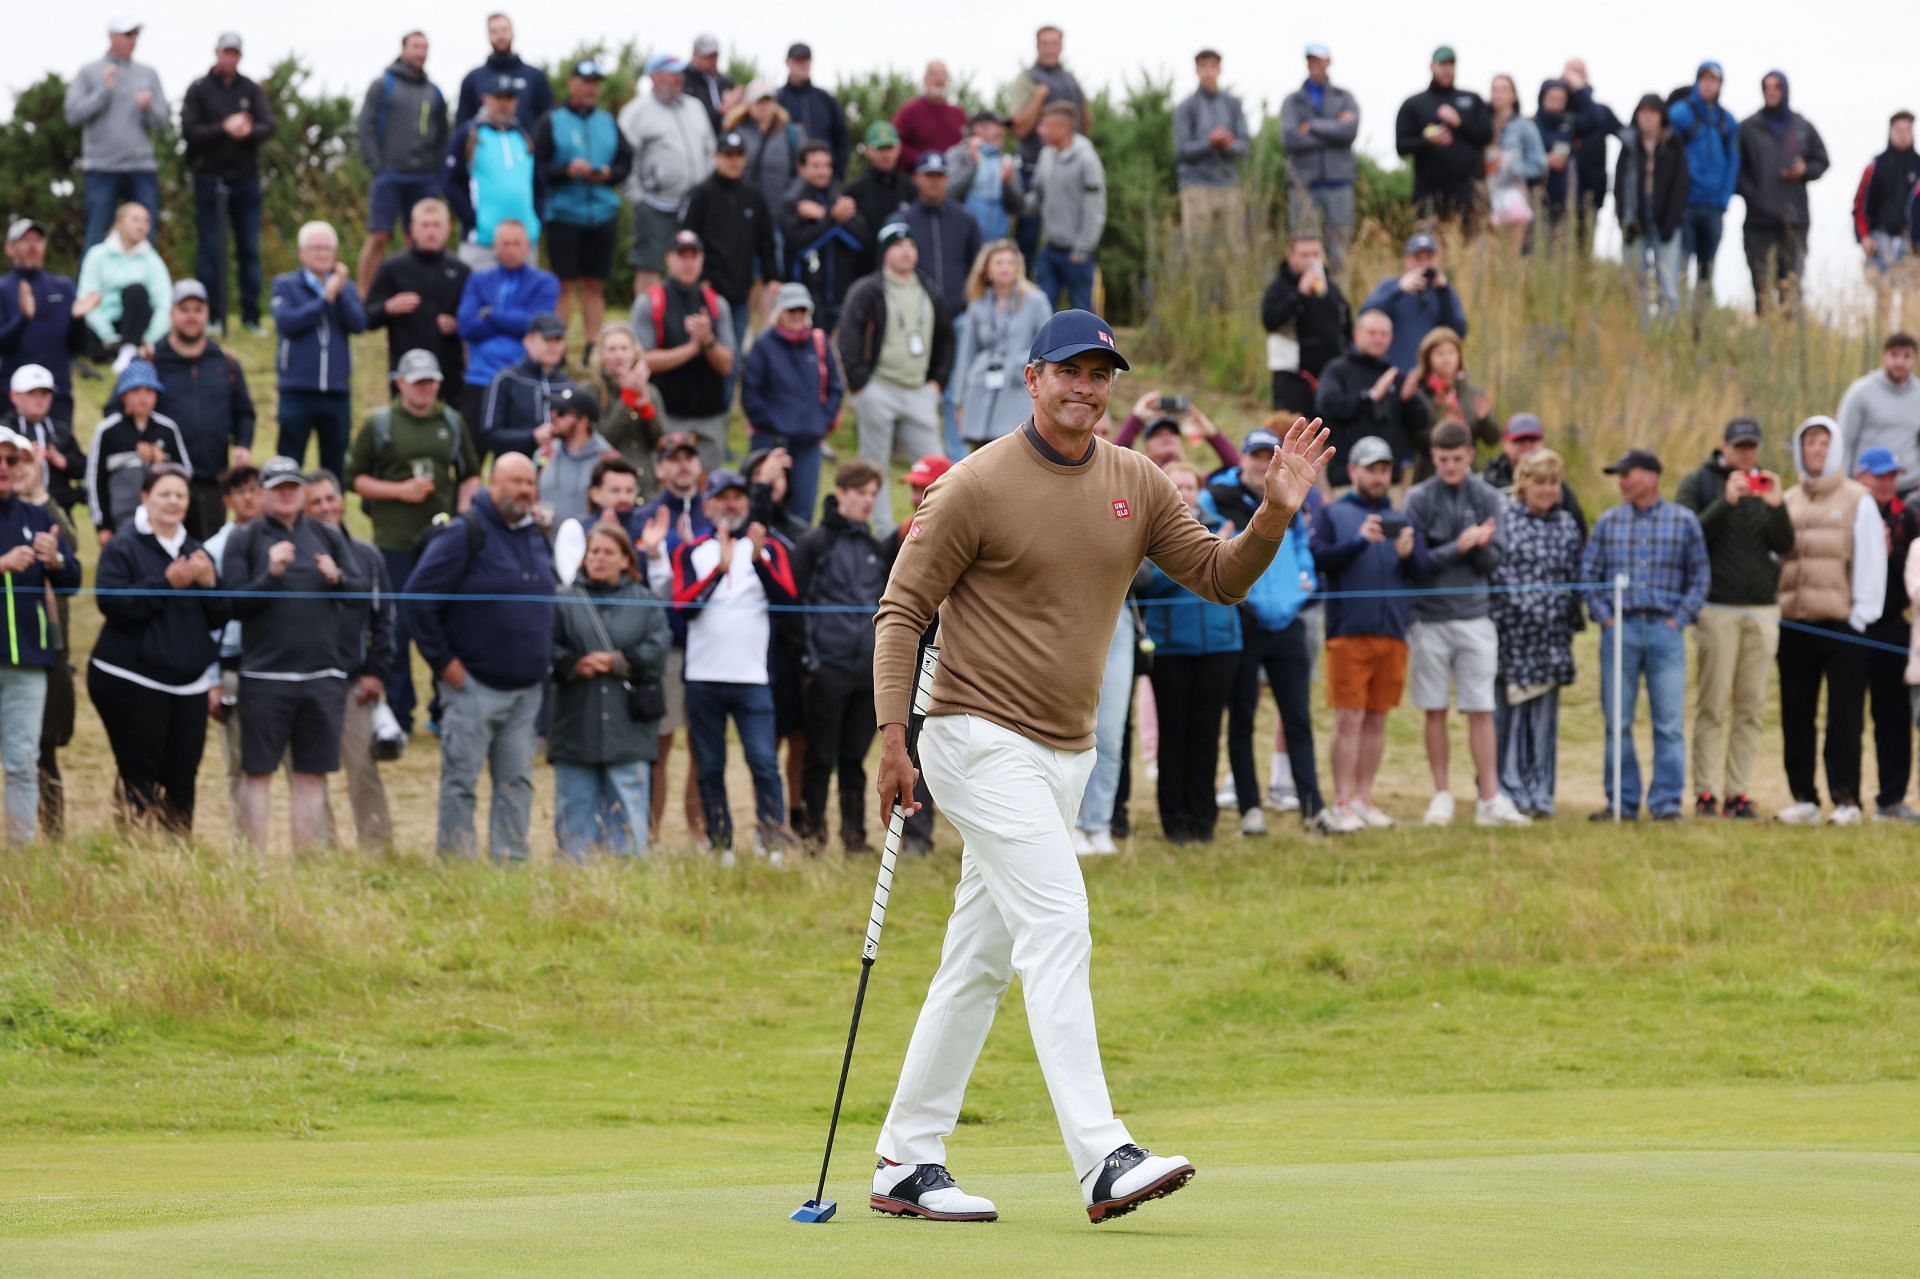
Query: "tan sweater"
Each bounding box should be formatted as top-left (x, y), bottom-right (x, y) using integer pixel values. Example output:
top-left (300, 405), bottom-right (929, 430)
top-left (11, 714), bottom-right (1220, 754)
top-left (874, 425), bottom-right (1284, 749)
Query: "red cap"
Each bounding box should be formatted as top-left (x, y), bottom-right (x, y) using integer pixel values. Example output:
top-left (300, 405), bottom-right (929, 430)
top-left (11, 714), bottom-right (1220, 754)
top-left (905, 455), bottom-right (953, 488)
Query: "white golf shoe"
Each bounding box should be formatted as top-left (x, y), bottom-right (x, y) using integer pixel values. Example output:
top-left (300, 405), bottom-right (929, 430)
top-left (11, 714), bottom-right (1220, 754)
top-left (1775, 801), bottom-right (1821, 825)
top-left (1082, 1144), bottom-right (1196, 1223)
top-left (1476, 794), bottom-right (1532, 827)
top-left (871, 1159), bottom-right (998, 1221)
top-left (1424, 792), bottom-right (1456, 826)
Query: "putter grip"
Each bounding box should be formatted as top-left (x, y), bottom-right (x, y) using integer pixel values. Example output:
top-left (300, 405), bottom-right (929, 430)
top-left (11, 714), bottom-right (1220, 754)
top-left (863, 644), bottom-right (940, 962)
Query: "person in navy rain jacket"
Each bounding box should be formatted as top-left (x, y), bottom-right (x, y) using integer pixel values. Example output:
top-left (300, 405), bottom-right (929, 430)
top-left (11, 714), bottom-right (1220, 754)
top-left (270, 221), bottom-right (366, 483)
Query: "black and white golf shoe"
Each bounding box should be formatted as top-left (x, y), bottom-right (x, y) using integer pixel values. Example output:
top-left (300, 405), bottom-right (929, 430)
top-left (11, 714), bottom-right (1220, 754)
top-left (1082, 1144), bottom-right (1195, 1223)
top-left (870, 1159), bottom-right (998, 1221)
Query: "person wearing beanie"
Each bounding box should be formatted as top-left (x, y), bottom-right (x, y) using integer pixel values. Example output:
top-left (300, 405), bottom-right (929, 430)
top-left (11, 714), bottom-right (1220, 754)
top-left (1614, 93), bottom-right (1691, 315)
top-left (1736, 70), bottom-right (1828, 314)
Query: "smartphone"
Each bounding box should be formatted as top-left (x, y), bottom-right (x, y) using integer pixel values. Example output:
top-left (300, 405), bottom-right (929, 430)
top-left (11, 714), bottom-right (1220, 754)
top-left (1378, 514), bottom-right (1410, 537)
top-left (1156, 393), bottom-right (1191, 415)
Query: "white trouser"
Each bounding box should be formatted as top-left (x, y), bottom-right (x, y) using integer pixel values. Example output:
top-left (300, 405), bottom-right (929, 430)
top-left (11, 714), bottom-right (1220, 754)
top-left (876, 714), bottom-right (1132, 1180)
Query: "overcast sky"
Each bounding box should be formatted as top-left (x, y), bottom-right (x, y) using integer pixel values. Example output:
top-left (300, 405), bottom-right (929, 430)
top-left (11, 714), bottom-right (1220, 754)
top-left (26, 2), bottom-right (1904, 310)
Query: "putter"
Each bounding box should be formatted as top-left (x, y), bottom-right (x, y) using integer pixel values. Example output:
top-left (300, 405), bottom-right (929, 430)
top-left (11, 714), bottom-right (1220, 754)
top-left (791, 642), bottom-right (940, 1225)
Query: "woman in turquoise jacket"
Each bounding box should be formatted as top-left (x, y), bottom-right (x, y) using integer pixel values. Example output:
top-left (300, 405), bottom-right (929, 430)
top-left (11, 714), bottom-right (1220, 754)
top-left (75, 202), bottom-right (171, 360)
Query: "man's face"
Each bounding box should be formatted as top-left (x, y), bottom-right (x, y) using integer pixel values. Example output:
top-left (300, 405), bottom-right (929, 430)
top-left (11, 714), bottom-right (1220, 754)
top-left (225, 479), bottom-right (264, 521)
top-left (1542, 86), bottom-right (1568, 114)
top-left (1039, 112), bottom-right (1071, 148)
top-left (1698, 71), bottom-right (1721, 103)
top-left (1432, 59), bottom-right (1456, 89)
top-left (1407, 248), bottom-right (1438, 274)
top-left (121, 387), bottom-right (157, 419)
top-left (1885, 345), bottom-right (1916, 383)
top-left (1617, 466), bottom-right (1659, 504)
top-left (973, 119), bottom-right (1006, 149)
top-left (525, 331), bottom-right (566, 368)
top-left (1287, 238), bottom-right (1323, 276)
top-left (554, 409), bottom-right (592, 442)
top-left (1196, 57), bottom-right (1221, 93)
top-left (215, 48), bottom-right (242, 77)
top-left (868, 144), bottom-right (900, 173)
top-left (799, 152), bottom-right (833, 187)
top-left (1801, 427), bottom-right (1832, 476)
top-left (1724, 439), bottom-right (1760, 470)
top-left (298, 234), bottom-right (337, 276)
top-left (494, 225), bottom-right (530, 269)
top-left (402, 34), bottom-right (429, 72)
top-left (652, 71), bottom-right (684, 100)
top-left (1036, 29), bottom-right (1063, 66)
top-left (263, 481), bottom-right (305, 522)
top-left (1025, 354), bottom-right (1115, 434)
top-left (705, 488), bottom-right (749, 530)
top-left (1144, 427), bottom-right (1181, 466)
top-left (1431, 444), bottom-right (1474, 486)
top-left (483, 91), bottom-right (520, 123)
top-left (0, 448), bottom-right (18, 500)
top-left (658, 450), bottom-right (700, 495)
top-left (305, 481), bottom-right (344, 525)
top-left (491, 457), bottom-right (538, 520)
top-left (1239, 448), bottom-right (1273, 495)
top-left (924, 62), bottom-right (949, 98)
top-left (1355, 314), bottom-right (1392, 358)
top-left (1636, 105), bottom-right (1663, 135)
top-left (1504, 435), bottom-right (1541, 465)
top-left (7, 231), bottom-right (46, 270)
top-left (837, 481), bottom-right (880, 525)
top-left (410, 204), bottom-right (450, 252)
top-left (776, 304), bottom-right (812, 334)
top-left (488, 15), bottom-right (513, 55)
top-left (10, 389), bottom-right (53, 421)
top-left (171, 298), bottom-right (208, 342)
top-left (1354, 459), bottom-right (1394, 500)
top-left (8, 450), bottom-right (37, 496)
top-left (569, 76), bottom-right (600, 109)
top-left (715, 150), bottom-right (747, 179)
top-left (397, 376), bottom-right (441, 414)
top-left (1306, 54), bottom-right (1330, 82)
top-left (1862, 469), bottom-right (1902, 504)
top-left (1762, 76), bottom-right (1785, 110)
top-left (883, 239), bottom-right (918, 275)
top-left (591, 471), bottom-right (639, 514)
top-left (668, 247), bottom-right (704, 286)
top-left (109, 30), bottom-right (139, 60)
top-left (787, 57), bottom-right (810, 85)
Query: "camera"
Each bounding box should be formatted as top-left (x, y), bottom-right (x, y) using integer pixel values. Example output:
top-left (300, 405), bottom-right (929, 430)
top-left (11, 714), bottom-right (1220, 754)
top-left (1422, 267), bottom-right (1438, 286)
top-left (1156, 393), bottom-right (1191, 415)
top-left (1746, 469), bottom-right (1772, 493)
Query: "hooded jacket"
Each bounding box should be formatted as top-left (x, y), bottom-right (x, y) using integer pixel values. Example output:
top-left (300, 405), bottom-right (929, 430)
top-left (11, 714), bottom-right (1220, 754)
top-left (356, 60), bottom-right (449, 176)
top-left (620, 90), bottom-right (717, 212)
top-left (792, 495), bottom-right (890, 674)
top-left (1736, 74), bottom-right (1829, 230)
top-left (152, 336), bottom-right (256, 478)
top-left (1394, 79), bottom-right (1493, 205)
top-left (403, 489), bottom-right (558, 688)
top-left (1309, 489), bottom-right (1434, 639)
top-left (1665, 66), bottom-right (1740, 211)
top-left (680, 170), bottom-right (777, 305)
top-left (1567, 84), bottom-right (1623, 203)
top-left (85, 410), bottom-right (191, 533)
top-left (1200, 472), bottom-right (1318, 633)
top-left (455, 51), bottom-right (554, 132)
top-left (446, 116), bottom-right (543, 246)
top-left (1779, 416), bottom-right (1885, 629)
top-left (742, 322), bottom-right (843, 443)
top-left (1403, 472), bottom-right (1504, 622)
top-left (1280, 80), bottom-right (1360, 189)
top-left (1614, 97), bottom-right (1691, 242)
top-left (1675, 447), bottom-right (1795, 605)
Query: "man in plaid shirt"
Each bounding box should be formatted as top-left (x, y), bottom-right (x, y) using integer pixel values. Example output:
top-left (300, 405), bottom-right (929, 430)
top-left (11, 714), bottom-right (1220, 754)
top-left (1580, 448), bottom-right (1710, 820)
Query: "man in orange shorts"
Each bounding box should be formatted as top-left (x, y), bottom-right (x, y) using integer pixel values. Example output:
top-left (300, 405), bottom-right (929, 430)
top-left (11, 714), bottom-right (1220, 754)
top-left (1309, 435), bottom-right (1432, 828)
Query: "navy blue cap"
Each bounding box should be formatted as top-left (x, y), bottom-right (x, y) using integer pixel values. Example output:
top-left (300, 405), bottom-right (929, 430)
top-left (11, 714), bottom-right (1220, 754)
top-left (705, 468), bottom-right (748, 499)
top-left (486, 73), bottom-right (522, 96)
top-left (915, 151), bottom-right (949, 175)
top-left (1028, 309), bottom-right (1129, 371)
top-left (572, 59), bottom-right (607, 79)
top-left (1405, 231), bottom-right (1438, 254)
top-left (1242, 428), bottom-right (1282, 454)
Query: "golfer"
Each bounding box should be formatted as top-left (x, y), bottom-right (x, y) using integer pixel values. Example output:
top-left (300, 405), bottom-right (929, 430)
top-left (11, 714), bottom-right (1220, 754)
top-left (869, 310), bottom-right (1331, 1223)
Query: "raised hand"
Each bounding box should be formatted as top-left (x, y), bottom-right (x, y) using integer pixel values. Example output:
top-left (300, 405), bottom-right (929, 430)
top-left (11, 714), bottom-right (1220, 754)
top-left (1259, 416), bottom-right (1334, 521)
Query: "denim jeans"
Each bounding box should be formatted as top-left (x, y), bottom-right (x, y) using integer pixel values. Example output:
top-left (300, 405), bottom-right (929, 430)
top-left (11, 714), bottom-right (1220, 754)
top-left (277, 390), bottom-right (353, 485)
top-left (82, 171), bottom-right (161, 252)
top-left (685, 680), bottom-right (784, 849)
top-left (380, 547), bottom-right (421, 732)
top-left (0, 666), bottom-right (48, 843)
top-left (1628, 234), bottom-right (1684, 316)
top-left (1679, 206), bottom-right (1724, 294)
top-left (1035, 245), bottom-right (1095, 312)
top-left (553, 760), bottom-right (652, 858)
top-left (1599, 617), bottom-right (1688, 817)
top-left (192, 175), bottom-right (264, 327)
top-left (723, 296), bottom-right (752, 413)
top-left (748, 431), bottom-right (823, 523)
top-left (435, 676), bottom-right (541, 860)
top-left (1076, 609), bottom-right (1135, 833)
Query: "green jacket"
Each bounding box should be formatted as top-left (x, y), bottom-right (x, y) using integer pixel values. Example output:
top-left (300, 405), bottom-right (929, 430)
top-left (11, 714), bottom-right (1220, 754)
top-left (548, 578), bottom-right (670, 766)
top-left (1676, 450), bottom-right (1795, 605)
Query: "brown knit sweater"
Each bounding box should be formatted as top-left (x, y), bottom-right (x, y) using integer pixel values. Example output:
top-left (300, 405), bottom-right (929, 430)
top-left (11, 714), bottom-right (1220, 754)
top-left (873, 424), bottom-right (1285, 749)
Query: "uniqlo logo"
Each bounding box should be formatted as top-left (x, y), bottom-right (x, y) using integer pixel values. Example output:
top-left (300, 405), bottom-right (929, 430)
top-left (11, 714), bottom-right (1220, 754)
top-left (1112, 499), bottom-right (1132, 520)
top-left (906, 520), bottom-right (923, 540)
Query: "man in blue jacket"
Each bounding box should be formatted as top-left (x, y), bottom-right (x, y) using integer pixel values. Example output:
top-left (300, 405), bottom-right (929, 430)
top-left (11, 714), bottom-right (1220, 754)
top-left (1666, 61), bottom-right (1741, 299)
top-left (0, 427), bottom-right (80, 844)
top-left (403, 453), bottom-right (556, 861)
top-left (741, 283), bottom-right (843, 519)
top-left (270, 222), bottom-right (366, 487)
top-left (455, 220), bottom-right (560, 434)
top-left (777, 43), bottom-right (851, 178)
top-left (1362, 232), bottom-right (1468, 372)
top-left (453, 13), bottom-right (552, 132)
top-left (1310, 435), bottom-right (1432, 831)
top-left (0, 218), bottom-right (101, 427)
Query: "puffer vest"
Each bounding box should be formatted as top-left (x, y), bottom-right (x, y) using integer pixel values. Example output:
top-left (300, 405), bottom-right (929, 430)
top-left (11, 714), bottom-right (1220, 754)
top-left (1780, 474), bottom-right (1864, 621)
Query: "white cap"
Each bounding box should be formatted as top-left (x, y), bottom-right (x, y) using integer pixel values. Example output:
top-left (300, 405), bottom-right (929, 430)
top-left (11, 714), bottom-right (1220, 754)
top-left (0, 427), bottom-right (33, 452)
top-left (107, 15), bottom-right (142, 34)
top-left (8, 365), bottom-right (54, 394)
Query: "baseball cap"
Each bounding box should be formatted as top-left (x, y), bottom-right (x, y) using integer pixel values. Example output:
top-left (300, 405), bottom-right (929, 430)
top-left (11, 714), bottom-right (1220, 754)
top-left (905, 455), bottom-right (952, 488)
top-left (670, 229), bottom-right (704, 254)
top-left (0, 427), bottom-right (30, 454)
top-left (1028, 309), bottom-right (1130, 371)
top-left (1503, 412), bottom-right (1544, 441)
top-left (915, 151), bottom-right (950, 175)
top-left (747, 79), bottom-right (776, 103)
top-left (572, 59), bottom-right (607, 80)
top-left (968, 109), bottom-right (1010, 128)
top-left (645, 53), bottom-right (687, 75)
top-left (877, 221), bottom-right (914, 250)
top-left (1405, 231), bottom-right (1439, 255)
top-left (107, 16), bottom-right (142, 35)
top-left (1432, 45), bottom-right (1457, 63)
top-left (112, 359), bottom-right (162, 398)
top-left (1349, 435), bottom-right (1395, 469)
top-left (704, 468), bottom-right (748, 499)
top-left (260, 456), bottom-right (306, 488)
top-left (170, 279), bottom-right (209, 307)
top-left (1858, 446), bottom-right (1903, 476)
top-left (215, 31), bottom-right (243, 52)
top-left (775, 282), bottom-right (815, 314)
top-left (1304, 42), bottom-right (1331, 59)
top-left (655, 431), bottom-right (700, 459)
top-left (396, 349), bottom-right (443, 383)
top-left (528, 312), bottom-right (567, 338)
top-left (1723, 416), bottom-right (1763, 445)
top-left (1602, 447), bottom-right (1663, 475)
top-left (787, 42), bottom-right (813, 61)
top-left (865, 121), bottom-right (901, 149)
top-left (486, 73), bottom-right (522, 97)
top-left (9, 365), bottom-right (54, 394)
top-left (6, 217), bottom-right (46, 243)
top-left (692, 33), bottom-right (720, 56)
top-left (1143, 416), bottom-right (1182, 439)
top-left (718, 131), bottom-right (747, 154)
top-left (551, 384), bottom-right (601, 420)
top-left (1242, 428), bottom-right (1282, 454)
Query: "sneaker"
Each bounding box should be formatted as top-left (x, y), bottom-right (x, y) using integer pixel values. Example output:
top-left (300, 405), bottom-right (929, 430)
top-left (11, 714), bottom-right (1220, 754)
top-left (1215, 782), bottom-right (1237, 808)
top-left (1082, 1144), bottom-right (1196, 1224)
top-left (1723, 794), bottom-right (1760, 821)
top-left (1695, 791), bottom-right (1718, 817)
top-left (1085, 828), bottom-right (1118, 855)
top-left (1071, 827), bottom-right (1094, 855)
top-left (1239, 807), bottom-right (1267, 836)
top-left (1874, 802), bottom-right (1920, 823)
top-left (1475, 794), bottom-right (1532, 827)
top-left (1266, 784), bottom-right (1302, 813)
top-left (717, 848), bottom-right (739, 869)
top-left (1312, 806), bottom-right (1364, 835)
top-left (871, 1159), bottom-right (997, 1222)
top-left (1775, 801), bottom-right (1822, 825)
top-left (242, 322), bottom-right (268, 338)
top-left (111, 344), bottom-right (137, 374)
top-left (1828, 804), bottom-right (1864, 827)
top-left (1355, 802), bottom-right (1396, 829)
top-left (1423, 792), bottom-right (1456, 826)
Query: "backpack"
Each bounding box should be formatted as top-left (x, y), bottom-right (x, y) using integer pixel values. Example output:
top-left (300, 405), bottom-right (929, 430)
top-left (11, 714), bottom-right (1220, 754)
top-left (646, 283), bottom-right (723, 348)
top-left (363, 403), bottom-right (473, 518)
top-left (805, 328), bottom-right (830, 404)
top-left (409, 505), bottom-right (487, 560)
top-left (1667, 86), bottom-right (1730, 146)
top-left (375, 68), bottom-right (445, 148)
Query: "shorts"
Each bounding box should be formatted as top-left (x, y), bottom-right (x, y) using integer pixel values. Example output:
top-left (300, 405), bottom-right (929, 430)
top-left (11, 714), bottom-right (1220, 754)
top-left (661, 646), bottom-right (687, 735)
top-left (1325, 635), bottom-right (1408, 713)
top-left (628, 205), bottom-right (680, 272)
top-left (368, 172), bottom-right (443, 236)
top-left (548, 218), bottom-right (617, 280)
top-left (1407, 617), bottom-right (1498, 713)
top-left (239, 675), bottom-right (348, 775)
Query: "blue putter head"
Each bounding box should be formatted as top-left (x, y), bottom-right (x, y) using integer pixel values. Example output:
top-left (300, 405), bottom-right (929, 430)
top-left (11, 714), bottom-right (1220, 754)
top-left (790, 1198), bottom-right (838, 1223)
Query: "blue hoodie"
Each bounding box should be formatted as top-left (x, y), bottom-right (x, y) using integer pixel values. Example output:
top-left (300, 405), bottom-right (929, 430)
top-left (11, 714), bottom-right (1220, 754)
top-left (1197, 483), bottom-right (1318, 633)
top-left (1136, 510), bottom-right (1246, 657)
top-left (1665, 63), bottom-right (1741, 211)
top-left (401, 490), bottom-right (557, 689)
top-left (1309, 490), bottom-right (1434, 639)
